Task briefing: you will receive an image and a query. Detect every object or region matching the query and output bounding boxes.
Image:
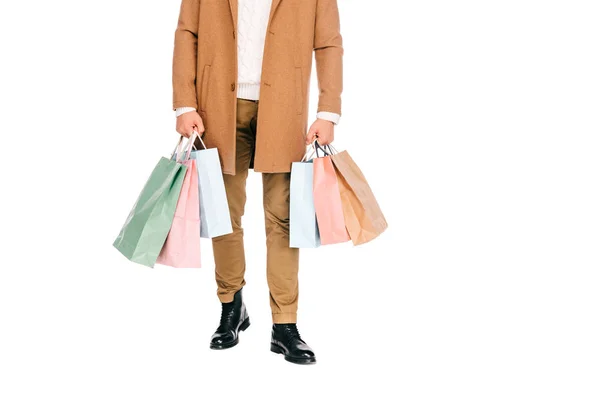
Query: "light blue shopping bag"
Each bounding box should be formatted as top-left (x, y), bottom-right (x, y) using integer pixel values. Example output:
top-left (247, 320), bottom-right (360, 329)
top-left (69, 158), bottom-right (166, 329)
top-left (289, 159), bottom-right (321, 248)
top-left (188, 135), bottom-right (233, 238)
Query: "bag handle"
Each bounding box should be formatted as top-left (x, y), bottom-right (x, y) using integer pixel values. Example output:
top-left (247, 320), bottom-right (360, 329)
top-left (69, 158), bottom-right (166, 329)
top-left (314, 141), bottom-right (331, 157)
top-left (326, 143), bottom-right (339, 154)
top-left (180, 131), bottom-right (199, 162)
top-left (192, 130), bottom-right (208, 150)
top-left (171, 131), bottom-right (199, 162)
top-left (300, 139), bottom-right (336, 161)
top-left (301, 141), bottom-right (316, 162)
top-left (171, 136), bottom-right (186, 160)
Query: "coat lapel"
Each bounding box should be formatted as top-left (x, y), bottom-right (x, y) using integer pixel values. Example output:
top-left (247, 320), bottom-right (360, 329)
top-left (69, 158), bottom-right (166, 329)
top-left (228, 0), bottom-right (238, 31)
top-left (268, 0), bottom-right (283, 29)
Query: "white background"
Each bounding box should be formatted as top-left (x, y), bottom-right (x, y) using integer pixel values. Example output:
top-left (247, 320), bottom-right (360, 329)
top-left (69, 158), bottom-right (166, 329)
top-left (1, 0), bottom-right (599, 399)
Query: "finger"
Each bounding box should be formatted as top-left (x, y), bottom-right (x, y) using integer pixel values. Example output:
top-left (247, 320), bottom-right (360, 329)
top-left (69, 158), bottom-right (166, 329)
top-left (305, 129), bottom-right (316, 144)
top-left (315, 131), bottom-right (328, 145)
top-left (191, 123), bottom-right (202, 137)
top-left (318, 133), bottom-right (332, 146)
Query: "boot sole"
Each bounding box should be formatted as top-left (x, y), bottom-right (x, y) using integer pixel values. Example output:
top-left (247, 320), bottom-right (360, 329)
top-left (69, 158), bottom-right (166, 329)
top-left (270, 342), bottom-right (317, 365)
top-left (209, 317), bottom-right (250, 350)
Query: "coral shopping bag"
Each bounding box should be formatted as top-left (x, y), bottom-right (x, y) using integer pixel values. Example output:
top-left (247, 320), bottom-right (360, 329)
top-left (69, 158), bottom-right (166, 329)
top-left (312, 144), bottom-right (350, 245)
top-left (289, 146), bottom-right (321, 248)
top-left (156, 133), bottom-right (201, 268)
top-left (113, 136), bottom-right (189, 267)
top-left (329, 146), bottom-right (388, 245)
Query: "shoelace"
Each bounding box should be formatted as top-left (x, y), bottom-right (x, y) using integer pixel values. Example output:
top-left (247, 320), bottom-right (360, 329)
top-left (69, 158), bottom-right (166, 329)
top-left (219, 303), bottom-right (236, 327)
top-left (281, 324), bottom-right (303, 345)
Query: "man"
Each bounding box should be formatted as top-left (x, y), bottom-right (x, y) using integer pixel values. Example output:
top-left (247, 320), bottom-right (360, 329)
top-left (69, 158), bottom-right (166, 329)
top-left (172, 0), bottom-right (342, 365)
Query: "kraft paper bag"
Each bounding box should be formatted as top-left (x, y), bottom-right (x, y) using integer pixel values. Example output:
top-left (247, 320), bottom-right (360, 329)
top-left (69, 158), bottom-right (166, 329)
top-left (156, 158), bottom-right (201, 268)
top-left (189, 135), bottom-right (233, 238)
top-left (290, 159), bottom-right (321, 248)
top-left (313, 155), bottom-right (350, 245)
top-left (113, 153), bottom-right (188, 267)
top-left (330, 149), bottom-right (387, 245)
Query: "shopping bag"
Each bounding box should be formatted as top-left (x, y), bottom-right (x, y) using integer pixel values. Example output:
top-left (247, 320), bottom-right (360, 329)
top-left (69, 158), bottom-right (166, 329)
top-left (113, 137), bottom-right (189, 267)
top-left (156, 135), bottom-right (201, 268)
top-left (313, 148), bottom-right (351, 245)
top-left (189, 134), bottom-right (233, 238)
top-left (290, 147), bottom-right (320, 248)
top-left (330, 147), bottom-right (388, 245)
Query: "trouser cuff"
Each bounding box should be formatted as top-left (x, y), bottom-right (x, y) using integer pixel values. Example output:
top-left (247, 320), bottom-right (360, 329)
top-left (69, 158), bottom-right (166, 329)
top-left (272, 313), bottom-right (297, 324)
top-left (218, 293), bottom-right (234, 303)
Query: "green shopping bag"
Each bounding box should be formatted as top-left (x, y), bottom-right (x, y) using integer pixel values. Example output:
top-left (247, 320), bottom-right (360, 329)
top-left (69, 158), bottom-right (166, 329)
top-left (113, 135), bottom-right (195, 267)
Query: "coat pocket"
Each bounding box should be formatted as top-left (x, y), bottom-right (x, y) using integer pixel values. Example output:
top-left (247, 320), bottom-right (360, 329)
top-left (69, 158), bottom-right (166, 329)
top-left (295, 67), bottom-right (303, 115)
top-left (200, 65), bottom-right (211, 111)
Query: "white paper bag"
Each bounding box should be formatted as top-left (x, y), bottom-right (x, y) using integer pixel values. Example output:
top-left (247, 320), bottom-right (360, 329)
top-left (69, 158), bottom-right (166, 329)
top-left (189, 144), bottom-right (233, 238)
top-left (289, 160), bottom-right (321, 248)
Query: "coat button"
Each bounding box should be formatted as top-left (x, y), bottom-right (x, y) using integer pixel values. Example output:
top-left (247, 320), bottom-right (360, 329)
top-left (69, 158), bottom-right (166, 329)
top-left (231, 83), bottom-right (236, 92)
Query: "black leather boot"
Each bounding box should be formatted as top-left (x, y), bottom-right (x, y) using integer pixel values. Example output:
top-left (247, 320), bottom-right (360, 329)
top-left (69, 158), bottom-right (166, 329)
top-left (209, 288), bottom-right (250, 350)
top-left (270, 323), bottom-right (316, 364)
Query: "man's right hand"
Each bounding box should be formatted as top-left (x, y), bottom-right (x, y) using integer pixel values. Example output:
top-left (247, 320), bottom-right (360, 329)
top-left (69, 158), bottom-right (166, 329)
top-left (176, 111), bottom-right (205, 138)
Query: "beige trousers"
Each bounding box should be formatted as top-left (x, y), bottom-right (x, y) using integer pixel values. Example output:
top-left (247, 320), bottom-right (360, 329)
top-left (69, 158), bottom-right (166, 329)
top-left (212, 98), bottom-right (300, 323)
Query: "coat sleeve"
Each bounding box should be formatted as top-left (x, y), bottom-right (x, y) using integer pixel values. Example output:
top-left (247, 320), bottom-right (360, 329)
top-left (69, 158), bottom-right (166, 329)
top-left (173, 0), bottom-right (200, 110)
top-left (313, 0), bottom-right (343, 116)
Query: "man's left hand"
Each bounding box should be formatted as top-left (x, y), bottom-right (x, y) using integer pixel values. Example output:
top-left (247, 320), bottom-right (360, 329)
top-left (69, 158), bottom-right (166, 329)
top-left (306, 119), bottom-right (335, 145)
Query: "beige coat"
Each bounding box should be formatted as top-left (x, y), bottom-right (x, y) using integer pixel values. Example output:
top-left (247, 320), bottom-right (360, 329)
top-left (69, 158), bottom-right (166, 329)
top-left (172, 0), bottom-right (343, 175)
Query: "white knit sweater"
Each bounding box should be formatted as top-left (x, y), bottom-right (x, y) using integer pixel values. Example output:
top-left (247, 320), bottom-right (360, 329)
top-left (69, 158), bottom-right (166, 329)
top-left (236, 0), bottom-right (271, 101)
top-left (176, 0), bottom-right (340, 124)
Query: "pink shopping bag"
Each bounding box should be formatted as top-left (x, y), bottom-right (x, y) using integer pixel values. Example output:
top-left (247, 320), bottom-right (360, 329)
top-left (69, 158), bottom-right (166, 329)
top-left (157, 150), bottom-right (201, 268)
top-left (313, 155), bottom-right (350, 245)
